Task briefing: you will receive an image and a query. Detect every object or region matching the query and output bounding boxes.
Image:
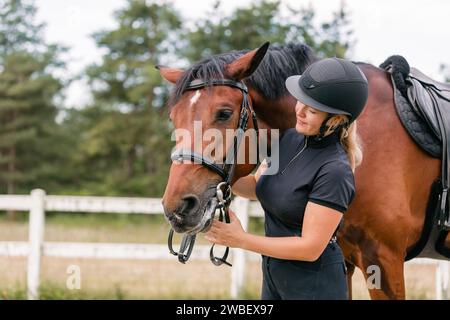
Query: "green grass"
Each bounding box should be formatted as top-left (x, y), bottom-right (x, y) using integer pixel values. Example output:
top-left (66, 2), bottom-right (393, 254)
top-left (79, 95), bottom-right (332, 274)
top-left (0, 283), bottom-right (242, 300)
top-left (0, 282), bottom-right (26, 300)
top-left (240, 287), bottom-right (261, 300)
top-left (0, 211), bottom-right (265, 243)
top-left (0, 210), bottom-right (266, 230)
top-left (0, 210), bottom-right (166, 228)
top-left (0, 283), bottom-right (131, 300)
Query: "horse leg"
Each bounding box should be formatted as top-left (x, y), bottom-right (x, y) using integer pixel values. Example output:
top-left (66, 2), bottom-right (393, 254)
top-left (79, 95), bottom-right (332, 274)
top-left (345, 261), bottom-right (355, 300)
top-left (360, 249), bottom-right (406, 300)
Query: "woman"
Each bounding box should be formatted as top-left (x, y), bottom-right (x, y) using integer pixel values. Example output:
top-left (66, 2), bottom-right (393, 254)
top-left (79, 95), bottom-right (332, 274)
top-left (204, 57), bottom-right (369, 300)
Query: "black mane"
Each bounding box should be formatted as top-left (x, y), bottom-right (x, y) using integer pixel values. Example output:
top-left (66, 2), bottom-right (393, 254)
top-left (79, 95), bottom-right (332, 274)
top-left (169, 43), bottom-right (317, 106)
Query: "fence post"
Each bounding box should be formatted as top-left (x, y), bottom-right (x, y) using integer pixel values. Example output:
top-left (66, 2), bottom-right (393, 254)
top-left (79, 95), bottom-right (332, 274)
top-left (443, 261), bottom-right (450, 300)
top-left (230, 197), bottom-right (250, 299)
top-left (436, 261), bottom-right (449, 300)
top-left (27, 189), bottom-right (45, 300)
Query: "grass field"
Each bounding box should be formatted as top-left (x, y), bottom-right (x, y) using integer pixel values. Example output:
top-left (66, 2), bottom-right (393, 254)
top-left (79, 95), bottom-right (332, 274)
top-left (0, 212), bottom-right (440, 299)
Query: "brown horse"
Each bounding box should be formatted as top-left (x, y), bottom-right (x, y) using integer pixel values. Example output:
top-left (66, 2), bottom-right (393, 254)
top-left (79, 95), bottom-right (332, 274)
top-left (159, 43), bottom-right (449, 299)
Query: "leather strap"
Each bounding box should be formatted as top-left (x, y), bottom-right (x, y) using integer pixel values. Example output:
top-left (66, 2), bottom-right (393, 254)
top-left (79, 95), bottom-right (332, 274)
top-left (171, 150), bottom-right (228, 180)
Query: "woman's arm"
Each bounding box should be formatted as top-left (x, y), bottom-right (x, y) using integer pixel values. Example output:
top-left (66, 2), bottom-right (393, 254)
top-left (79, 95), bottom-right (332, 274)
top-left (205, 201), bottom-right (343, 262)
top-left (231, 159), bottom-right (269, 200)
top-left (231, 175), bottom-right (257, 200)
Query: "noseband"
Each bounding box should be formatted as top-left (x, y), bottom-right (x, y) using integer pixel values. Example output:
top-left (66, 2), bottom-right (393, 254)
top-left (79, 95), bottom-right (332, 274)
top-left (168, 78), bottom-right (259, 266)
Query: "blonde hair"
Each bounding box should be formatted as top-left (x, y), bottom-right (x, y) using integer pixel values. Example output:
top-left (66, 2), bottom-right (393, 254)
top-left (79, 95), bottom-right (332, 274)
top-left (323, 115), bottom-right (363, 172)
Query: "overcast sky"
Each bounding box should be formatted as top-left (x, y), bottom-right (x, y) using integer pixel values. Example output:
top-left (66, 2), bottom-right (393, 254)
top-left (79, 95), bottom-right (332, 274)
top-left (34, 0), bottom-right (450, 108)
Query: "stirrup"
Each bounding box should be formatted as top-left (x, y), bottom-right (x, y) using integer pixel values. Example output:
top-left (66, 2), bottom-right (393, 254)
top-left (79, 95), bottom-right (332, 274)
top-left (438, 188), bottom-right (450, 231)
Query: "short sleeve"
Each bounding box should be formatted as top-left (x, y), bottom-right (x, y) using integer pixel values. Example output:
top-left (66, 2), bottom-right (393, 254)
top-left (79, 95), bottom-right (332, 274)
top-left (308, 161), bottom-right (355, 213)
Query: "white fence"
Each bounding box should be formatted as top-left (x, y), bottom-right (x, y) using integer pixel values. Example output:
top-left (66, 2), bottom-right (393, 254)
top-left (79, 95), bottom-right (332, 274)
top-left (0, 189), bottom-right (449, 300)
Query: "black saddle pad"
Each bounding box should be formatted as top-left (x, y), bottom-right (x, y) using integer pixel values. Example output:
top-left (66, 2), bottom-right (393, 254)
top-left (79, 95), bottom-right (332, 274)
top-left (390, 75), bottom-right (441, 157)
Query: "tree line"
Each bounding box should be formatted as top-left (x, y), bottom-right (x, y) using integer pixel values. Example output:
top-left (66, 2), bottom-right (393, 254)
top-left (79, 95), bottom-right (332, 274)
top-left (0, 0), bottom-right (358, 197)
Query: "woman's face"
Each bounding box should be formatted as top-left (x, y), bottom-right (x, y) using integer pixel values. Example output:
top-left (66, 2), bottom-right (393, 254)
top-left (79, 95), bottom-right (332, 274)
top-left (295, 101), bottom-right (329, 135)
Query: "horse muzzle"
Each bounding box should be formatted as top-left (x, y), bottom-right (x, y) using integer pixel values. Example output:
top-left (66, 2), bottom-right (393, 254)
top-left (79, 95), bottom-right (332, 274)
top-left (164, 194), bottom-right (218, 234)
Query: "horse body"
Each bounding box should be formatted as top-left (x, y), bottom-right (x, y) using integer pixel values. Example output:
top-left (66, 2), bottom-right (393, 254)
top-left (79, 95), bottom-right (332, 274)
top-left (160, 44), bottom-right (448, 299)
top-left (251, 62), bottom-right (444, 299)
top-left (336, 64), bottom-right (441, 299)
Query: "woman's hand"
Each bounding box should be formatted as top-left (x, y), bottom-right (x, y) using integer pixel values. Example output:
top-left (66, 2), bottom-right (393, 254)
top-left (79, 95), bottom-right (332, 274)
top-left (204, 209), bottom-right (246, 248)
top-left (255, 158), bottom-right (269, 182)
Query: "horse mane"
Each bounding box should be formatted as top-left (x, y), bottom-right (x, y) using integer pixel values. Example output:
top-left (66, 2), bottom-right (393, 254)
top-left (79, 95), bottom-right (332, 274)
top-left (169, 43), bottom-right (318, 107)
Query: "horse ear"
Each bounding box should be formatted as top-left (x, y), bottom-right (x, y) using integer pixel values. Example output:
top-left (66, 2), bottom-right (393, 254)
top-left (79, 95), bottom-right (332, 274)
top-left (156, 66), bottom-right (184, 84)
top-left (225, 42), bottom-right (270, 80)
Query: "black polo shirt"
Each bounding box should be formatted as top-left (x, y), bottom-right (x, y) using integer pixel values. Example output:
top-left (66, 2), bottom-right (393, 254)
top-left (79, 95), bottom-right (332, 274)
top-left (255, 128), bottom-right (355, 237)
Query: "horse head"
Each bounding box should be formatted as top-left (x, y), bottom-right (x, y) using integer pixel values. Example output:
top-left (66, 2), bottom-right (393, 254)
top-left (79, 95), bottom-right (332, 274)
top-left (159, 43), bottom-right (270, 235)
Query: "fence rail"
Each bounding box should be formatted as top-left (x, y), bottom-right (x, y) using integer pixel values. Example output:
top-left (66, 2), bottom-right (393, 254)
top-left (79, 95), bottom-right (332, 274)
top-left (0, 189), bottom-right (448, 299)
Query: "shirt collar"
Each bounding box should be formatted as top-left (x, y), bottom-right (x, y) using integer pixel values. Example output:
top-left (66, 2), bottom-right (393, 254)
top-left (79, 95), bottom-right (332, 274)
top-left (307, 130), bottom-right (340, 149)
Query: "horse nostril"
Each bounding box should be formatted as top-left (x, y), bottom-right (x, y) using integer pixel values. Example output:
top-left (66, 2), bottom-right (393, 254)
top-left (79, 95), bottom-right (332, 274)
top-left (180, 195), bottom-right (200, 215)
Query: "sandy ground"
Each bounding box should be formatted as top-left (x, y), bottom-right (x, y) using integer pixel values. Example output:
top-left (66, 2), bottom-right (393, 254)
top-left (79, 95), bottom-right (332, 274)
top-left (0, 255), bottom-right (438, 299)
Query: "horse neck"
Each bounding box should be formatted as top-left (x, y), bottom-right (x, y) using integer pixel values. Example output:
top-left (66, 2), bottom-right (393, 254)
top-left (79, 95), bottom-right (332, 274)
top-left (231, 92), bottom-right (296, 183)
top-left (249, 88), bottom-right (297, 132)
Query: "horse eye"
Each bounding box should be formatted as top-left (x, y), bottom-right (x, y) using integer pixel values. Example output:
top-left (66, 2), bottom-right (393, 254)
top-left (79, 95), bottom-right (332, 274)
top-left (216, 109), bottom-right (233, 122)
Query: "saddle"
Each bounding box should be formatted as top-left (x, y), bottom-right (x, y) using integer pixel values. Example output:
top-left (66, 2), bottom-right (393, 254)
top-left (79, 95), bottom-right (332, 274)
top-left (382, 60), bottom-right (450, 260)
top-left (408, 68), bottom-right (450, 145)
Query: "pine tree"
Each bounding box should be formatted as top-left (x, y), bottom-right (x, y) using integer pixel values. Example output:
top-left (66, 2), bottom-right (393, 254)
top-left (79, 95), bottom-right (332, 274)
top-left (0, 0), bottom-right (65, 200)
top-left (184, 0), bottom-right (354, 62)
top-left (77, 0), bottom-right (183, 196)
top-left (0, 0), bottom-right (44, 56)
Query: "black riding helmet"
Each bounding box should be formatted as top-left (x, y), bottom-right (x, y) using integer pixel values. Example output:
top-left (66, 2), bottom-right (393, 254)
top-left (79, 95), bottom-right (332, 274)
top-left (286, 57), bottom-right (369, 139)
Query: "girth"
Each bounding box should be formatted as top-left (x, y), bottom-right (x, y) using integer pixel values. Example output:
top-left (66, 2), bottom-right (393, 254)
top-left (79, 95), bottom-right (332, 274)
top-left (168, 78), bottom-right (259, 266)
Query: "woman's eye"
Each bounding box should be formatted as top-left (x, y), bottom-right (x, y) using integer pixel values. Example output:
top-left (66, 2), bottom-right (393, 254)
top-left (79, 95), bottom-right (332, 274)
top-left (216, 109), bottom-right (233, 121)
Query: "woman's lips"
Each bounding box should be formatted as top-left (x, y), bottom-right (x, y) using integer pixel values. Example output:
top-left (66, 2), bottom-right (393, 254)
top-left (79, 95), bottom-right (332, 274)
top-left (297, 120), bottom-right (307, 126)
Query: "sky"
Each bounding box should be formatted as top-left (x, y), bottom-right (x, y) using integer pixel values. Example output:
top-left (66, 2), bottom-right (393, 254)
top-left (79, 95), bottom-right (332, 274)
top-left (34, 0), bottom-right (450, 108)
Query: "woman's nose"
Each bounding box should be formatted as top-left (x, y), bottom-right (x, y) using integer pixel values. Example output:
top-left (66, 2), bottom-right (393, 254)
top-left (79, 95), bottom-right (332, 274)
top-left (296, 105), bottom-right (306, 118)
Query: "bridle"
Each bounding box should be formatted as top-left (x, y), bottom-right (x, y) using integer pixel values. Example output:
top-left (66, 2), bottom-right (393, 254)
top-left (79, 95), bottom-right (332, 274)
top-left (167, 78), bottom-right (259, 266)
